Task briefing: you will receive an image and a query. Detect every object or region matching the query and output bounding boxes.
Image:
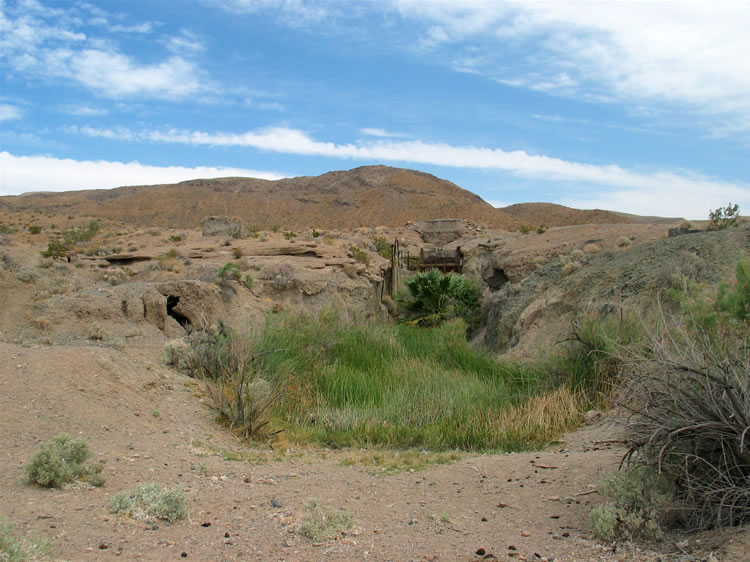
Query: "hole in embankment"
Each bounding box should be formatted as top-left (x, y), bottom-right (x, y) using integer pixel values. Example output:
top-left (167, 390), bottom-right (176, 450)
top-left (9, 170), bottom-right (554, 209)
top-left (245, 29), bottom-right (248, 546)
top-left (166, 295), bottom-right (191, 330)
top-left (484, 268), bottom-right (509, 291)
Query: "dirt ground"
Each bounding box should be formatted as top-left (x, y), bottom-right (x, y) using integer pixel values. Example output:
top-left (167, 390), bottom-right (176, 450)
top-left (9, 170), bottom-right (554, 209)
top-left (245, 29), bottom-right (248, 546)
top-left (2, 210), bottom-right (749, 561)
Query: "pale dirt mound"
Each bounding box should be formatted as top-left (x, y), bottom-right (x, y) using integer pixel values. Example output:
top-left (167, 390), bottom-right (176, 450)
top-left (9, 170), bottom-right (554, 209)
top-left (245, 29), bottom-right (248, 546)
top-left (0, 166), bottom-right (524, 232)
top-left (500, 203), bottom-right (640, 227)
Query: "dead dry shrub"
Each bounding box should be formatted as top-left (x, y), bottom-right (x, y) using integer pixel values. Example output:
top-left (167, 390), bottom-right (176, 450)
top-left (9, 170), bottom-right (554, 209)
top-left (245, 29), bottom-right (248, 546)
top-left (617, 236), bottom-right (632, 248)
top-left (583, 243), bottom-right (602, 254)
top-left (186, 325), bottom-right (283, 439)
top-left (616, 310), bottom-right (750, 529)
top-left (562, 261), bottom-right (581, 276)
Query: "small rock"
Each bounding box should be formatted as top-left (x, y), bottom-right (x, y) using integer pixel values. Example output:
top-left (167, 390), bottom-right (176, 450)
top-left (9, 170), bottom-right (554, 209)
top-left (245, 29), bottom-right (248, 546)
top-left (201, 522), bottom-right (211, 527)
top-left (476, 548), bottom-right (486, 556)
top-left (521, 531), bottom-right (531, 537)
top-left (270, 498), bottom-right (282, 508)
top-left (99, 543), bottom-right (108, 549)
top-left (181, 553), bottom-right (188, 558)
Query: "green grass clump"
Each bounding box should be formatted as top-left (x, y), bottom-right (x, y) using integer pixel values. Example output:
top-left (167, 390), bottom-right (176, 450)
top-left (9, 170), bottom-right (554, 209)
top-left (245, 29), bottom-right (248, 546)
top-left (298, 498), bottom-right (353, 541)
top-left (111, 483), bottom-right (187, 522)
top-left (25, 435), bottom-right (104, 488)
top-left (0, 517), bottom-right (54, 562)
top-left (254, 312), bottom-right (564, 451)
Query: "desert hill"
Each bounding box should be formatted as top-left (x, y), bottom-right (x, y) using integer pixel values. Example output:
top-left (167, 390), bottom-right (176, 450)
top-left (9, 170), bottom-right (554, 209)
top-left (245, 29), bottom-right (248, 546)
top-left (499, 202), bottom-right (640, 227)
top-left (1, 166), bottom-right (526, 231)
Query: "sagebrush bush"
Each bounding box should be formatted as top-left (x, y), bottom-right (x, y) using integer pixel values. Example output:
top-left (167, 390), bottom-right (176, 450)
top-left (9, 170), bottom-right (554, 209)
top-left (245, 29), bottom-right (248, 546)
top-left (590, 466), bottom-right (672, 542)
top-left (0, 517), bottom-right (54, 561)
top-left (162, 339), bottom-right (192, 371)
top-left (25, 435), bottom-right (104, 488)
top-left (111, 483), bottom-right (186, 522)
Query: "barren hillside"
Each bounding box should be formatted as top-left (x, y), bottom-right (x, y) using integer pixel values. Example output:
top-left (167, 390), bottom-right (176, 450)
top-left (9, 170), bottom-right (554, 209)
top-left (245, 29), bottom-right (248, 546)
top-left (0, 166), bottom-right (525, 231)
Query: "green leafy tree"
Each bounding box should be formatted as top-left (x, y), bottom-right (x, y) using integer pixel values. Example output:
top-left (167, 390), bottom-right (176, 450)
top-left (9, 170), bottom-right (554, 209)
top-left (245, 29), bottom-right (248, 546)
top-left (708, 203), bottom-right (740, 230)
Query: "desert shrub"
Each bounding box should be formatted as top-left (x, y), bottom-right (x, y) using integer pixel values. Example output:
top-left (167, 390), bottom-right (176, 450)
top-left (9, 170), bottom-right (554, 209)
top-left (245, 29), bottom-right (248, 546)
top-left (615, 262), bottom-right (750, 529)
top-left (373, 236), bottom-right (392, 259)
top-left (185, 326), bottom-right (282, 438)
top-left (349, 245), bottom-right (369, 266)
top-left (25, 435), bottom-right (104, 488)
top-left (616, 236), bottom-right (632, 248)
top-left (231, 247), bottom-right (243, 258)
top-left (15, 268), bottom-right (36, 283)
top-left (311, 229), bottom-right (321, 238)
top-left (536, 224), bottom-right (547, 234)
top-left (243, 274), bottom-right (254, 289)
top-left (398, 269), bottom-right (480, 329)
top-left (41, 240), bottom-right (68, 259)
top-left (169, 235), bottom-right (182, 243)
top-left (266, 264), bottom-right (297, 291)
top-left (271, 224), bottom-right (281, 233)
top-left (518, 224), bottom-right (533, 234)
top-left (217, 262), bottom-right (241, 282)
top-left (590, 466), bottom-right (673, 541)
top-left (561, 261), bottom-right (580, 276)
top-left (162, 339), bottom-right (192, 371)
top-left (111, 483), bottom-right (186, 522)
top-left (63, 220), bottom-right (100, 245)
top-left (708, 202), bottom-right (740, 230)
top-left (298, 498), bottom-right (353, 541)
top-left (0, 223), bottom-right (18, 234)
top-left (0, 517), bottom-right (54, 561)
top-left (283, 231), bottom-right (297, 240)
top-left (583, 243), bottom-right (601, 254)
top-left (28, 225), bottom-right (42, 235)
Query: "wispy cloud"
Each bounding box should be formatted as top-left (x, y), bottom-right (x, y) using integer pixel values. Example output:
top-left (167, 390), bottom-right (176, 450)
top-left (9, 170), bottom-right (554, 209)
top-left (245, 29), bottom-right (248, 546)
top-left (392, 0), bottom-right (750, 134)
top-left (69, 124), bottom-right (750, 218)
top-left (58, 104), bottom-right (108, 116)
top-left (0, 103), bottom-right (23, 121)
top-left (109, 22), bottom-right (157, 34)
top-left (0, 152), bottom-right (286, 195)
top-left (360, 127), bottom-right (409, 138)
top-left (0, 2), bottom-right (210, 100)
top-left (204, 0), bottom-right (330, 25)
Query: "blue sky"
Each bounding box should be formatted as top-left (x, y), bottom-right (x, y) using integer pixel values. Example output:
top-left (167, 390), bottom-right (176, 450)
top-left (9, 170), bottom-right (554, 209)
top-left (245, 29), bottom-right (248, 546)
top-left (1, 0), bottom-right (749, 219)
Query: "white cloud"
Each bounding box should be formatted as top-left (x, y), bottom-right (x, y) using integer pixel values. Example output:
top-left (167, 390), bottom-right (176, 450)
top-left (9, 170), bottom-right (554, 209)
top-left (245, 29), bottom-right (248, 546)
top-left (59, 104), bottom-right (108, 116)
top-left (109, 22), bottom-right (155, 34)
top-left (391, 0), bottom-right (750, 133)
top-left (360, 127), bottom-right (408, 138)
top-left (0, 152), bottom-right (286, 195)
top-left (0, 2), bottom-right (209, 100)
top-left (68, 50), bottom-right (204, 99)
top-left (164, 30), bottom-right (205, 55)
top-left (0, 103), bottom-right (23, 121)
top-left (205, 0), bottom-right (329, 24)
top-left (70, 124), bottom-right (750, 219)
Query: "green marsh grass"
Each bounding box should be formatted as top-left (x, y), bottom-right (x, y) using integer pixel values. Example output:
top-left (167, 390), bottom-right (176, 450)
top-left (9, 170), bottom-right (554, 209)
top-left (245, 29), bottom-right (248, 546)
top-left (252, 312), bottom-right (571, 451)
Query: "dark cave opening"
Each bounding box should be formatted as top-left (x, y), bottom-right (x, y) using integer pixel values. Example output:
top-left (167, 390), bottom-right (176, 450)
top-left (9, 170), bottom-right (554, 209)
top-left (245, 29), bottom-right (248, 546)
top-left (166, 295), bottom-right (191, 330)
top-left (484, 268), bottom-right (509, 291)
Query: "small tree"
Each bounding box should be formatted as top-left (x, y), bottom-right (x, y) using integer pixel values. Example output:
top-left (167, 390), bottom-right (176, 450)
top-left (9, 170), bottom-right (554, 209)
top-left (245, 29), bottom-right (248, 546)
top-left (708, 203), bottom-right (740, 230)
